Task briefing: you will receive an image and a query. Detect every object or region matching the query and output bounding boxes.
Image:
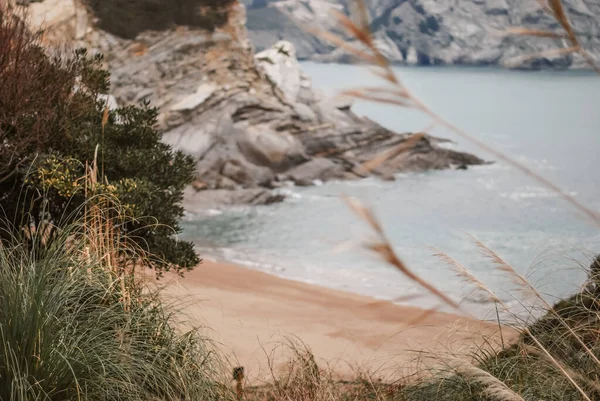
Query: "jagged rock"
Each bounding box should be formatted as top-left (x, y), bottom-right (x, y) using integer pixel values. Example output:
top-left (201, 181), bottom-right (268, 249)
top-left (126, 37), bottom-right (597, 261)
top-left (24, 0), bottom-right (75, 26)
top-left (216, 176), bottom-right (238, 190)
top-left (406, 47), bottom-right (419, 65)
top-left (285, 157), bottom-right (343, 186)
top-left (221, 160), bottom-right (250, 184)
top-left (13, 0), bottom-right (90, 45)
top-left (171, 83), bottom-right (217, 112)
top-left (19, 0), bottom-right (485, 209)
top-left (183, 186), bottom-right (286, 209)
top-left (333, 96), bottom-right (353, 111)
top-left (191, 180), bottom-right (208, 190)
top-left (293, 102), bottom-right (317, 121)
top-left (486, 0), bottom-right (509, 15)
top-left (255, 41), bottom-right (303, 102)
top-left (313, 30), bottom-right (405, 64)
top-left (237, 125), bottom-right (307, 170)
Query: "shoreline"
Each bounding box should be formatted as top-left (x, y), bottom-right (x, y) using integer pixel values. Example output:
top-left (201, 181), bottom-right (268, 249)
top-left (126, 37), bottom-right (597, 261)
top-left (300, 59), bottom-right (599, 73)
top-left (160, 261), bottom-right (514, 383)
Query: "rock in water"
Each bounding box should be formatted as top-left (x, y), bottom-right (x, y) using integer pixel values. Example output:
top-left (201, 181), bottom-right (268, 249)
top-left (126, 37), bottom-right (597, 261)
top-left (18, 0), bottom-right (485, 209)
top-left (284, 158), bottom-right (343, 187)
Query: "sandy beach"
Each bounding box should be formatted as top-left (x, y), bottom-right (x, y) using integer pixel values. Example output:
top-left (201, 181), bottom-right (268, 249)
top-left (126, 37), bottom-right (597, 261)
top-left (161, 261), bottom-right (512, 383)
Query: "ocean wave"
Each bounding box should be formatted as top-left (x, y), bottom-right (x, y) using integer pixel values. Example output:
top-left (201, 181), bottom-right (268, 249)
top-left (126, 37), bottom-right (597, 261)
top-left (500, 187), bottom-right (577, 201)
top-left (515, 156), bottom-right (558, 171)
top-left (476, 177), bottom-right (498, 191)
top-left (275, 188), bottom-right (303, 200)
top-left (229, 258), bottom-right (286, 273)
top-left (207, 247), bottom-right (289, 274)
top-left (205, 208), bottom-right (223, 216)
top-left (182, 208), bottom-right (224, 220)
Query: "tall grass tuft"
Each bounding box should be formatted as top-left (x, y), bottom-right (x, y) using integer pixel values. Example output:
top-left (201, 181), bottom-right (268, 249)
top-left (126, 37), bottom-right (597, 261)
top-left (0, 219), bottom-right (225, 400)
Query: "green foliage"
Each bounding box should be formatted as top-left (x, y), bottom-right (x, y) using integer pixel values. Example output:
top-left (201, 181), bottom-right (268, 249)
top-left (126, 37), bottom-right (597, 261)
top-left (85, 0), bottom-right (237, 39)
top-left (0, 12), bottom-right (198, 274)
top-left (0, 230), bottom-right (222, 400)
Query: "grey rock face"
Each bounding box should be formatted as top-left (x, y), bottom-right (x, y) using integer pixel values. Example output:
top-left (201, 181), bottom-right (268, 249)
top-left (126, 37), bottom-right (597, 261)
top-left (245, 0), bottom-right (600, 70)
top-left (120, 32), bottom-right (482, 207)
top-left (26, 0), bottom-right (484, 208)
top-left (284, 157), bottom-right (344, 186)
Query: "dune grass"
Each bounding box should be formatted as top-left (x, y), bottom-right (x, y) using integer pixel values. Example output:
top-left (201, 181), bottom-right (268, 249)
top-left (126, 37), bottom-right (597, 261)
top-left (0, 221), bottom-right (228, 400)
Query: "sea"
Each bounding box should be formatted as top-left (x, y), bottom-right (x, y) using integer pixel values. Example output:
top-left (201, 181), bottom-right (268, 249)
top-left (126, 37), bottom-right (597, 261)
top-left (181, 63), bottom-right (600, 320)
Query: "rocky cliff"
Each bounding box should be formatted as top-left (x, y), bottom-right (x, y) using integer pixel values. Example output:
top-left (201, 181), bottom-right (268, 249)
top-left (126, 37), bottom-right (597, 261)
top-left (245, 0), bottom-right (600, 69)
top-left (16, 0), bottom-right (484, 209)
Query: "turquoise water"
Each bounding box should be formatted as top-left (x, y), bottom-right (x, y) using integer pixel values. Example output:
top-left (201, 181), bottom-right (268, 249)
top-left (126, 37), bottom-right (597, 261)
top-left (181, 64), bottom-right (600, 319)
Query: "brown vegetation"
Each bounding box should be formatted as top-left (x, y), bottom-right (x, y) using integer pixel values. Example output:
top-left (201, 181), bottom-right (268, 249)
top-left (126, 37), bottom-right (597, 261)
top-left (84, 0), bottom-right (237, 39)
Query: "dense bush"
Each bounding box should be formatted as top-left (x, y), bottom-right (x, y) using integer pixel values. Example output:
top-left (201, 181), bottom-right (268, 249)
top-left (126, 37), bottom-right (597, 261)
top-left (85, 0), bottom-right (237, 39)
top-left (0, 9), bottom-right (198, 274)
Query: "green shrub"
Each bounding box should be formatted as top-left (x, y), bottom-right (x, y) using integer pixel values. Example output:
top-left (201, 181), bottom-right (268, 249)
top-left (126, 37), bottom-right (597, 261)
top-left (0, 9), bottom-right (198, 275)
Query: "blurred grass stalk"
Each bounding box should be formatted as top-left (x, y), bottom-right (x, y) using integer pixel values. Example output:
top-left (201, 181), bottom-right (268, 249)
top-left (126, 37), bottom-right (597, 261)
top-left (311, 0), bottom-right (600, 229)
top-left (308, 1), bottom-right (600, 399)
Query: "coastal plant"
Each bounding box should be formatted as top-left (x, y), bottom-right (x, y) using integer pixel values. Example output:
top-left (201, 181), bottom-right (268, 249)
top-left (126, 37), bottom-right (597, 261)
top-left (417, 245), bottom-right (600, 401)
top-left (237, 255), bottom-right (600, 401)
top-left (248, 340), bottom-right (348, 401)
top-left (0, 5), bottom-right (198, 275)
top-left (341, 194), bottom-right (600, 400)
top-left (0, 219), bottom-right (225, 400)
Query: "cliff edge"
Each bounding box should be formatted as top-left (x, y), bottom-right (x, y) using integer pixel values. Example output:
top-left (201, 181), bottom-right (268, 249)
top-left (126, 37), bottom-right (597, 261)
top-left (17, 0), bottom-right (485, 208)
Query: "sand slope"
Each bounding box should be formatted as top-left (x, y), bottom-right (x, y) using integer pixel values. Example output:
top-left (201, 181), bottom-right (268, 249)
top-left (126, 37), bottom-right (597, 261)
top-left (160, 262), bottom-right (511, 383)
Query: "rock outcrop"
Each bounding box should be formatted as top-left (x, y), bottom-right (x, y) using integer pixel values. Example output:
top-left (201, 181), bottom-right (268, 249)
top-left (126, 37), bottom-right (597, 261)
top-left (17, 0), bottom-right (485, 208)
top-left (245, 0), bottom-right (600, 70)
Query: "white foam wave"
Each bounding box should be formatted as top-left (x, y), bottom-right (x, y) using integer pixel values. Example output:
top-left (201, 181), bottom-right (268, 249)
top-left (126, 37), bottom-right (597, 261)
top-left (500, 187), bottom-right (577, 201)
top-left (205, 209), bottom-right (223, 216)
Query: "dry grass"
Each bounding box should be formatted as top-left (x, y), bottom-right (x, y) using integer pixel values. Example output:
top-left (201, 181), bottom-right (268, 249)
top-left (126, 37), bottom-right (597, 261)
top-left (505, 0), bottom-right (600, 74)
top-left (444, 357), bottom-right (525, 401)
top-left (344, 196), bottom-right (459, 310)
top-left (244, 340), bottom-right (410, 401)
